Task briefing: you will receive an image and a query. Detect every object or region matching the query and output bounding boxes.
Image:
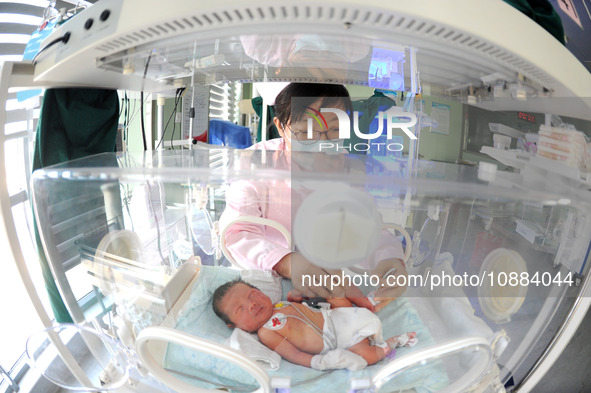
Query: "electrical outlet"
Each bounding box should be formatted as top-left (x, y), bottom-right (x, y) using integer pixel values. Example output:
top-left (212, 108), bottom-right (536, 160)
top-left (175, 112), bottom-right (182, 123)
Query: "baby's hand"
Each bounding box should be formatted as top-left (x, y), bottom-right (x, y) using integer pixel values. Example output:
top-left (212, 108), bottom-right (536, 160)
top-left (287, 290), bottom-right (304, 303)
top-left (348, 296), bottom-right (377, 312)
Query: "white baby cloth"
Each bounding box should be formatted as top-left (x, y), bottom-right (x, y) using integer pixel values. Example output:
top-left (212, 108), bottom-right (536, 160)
top-left (226, 328), bottom-right (281, 370)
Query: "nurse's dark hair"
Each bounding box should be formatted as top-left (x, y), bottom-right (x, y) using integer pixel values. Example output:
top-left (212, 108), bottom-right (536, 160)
top-left (273, 83), bottom-right (352, 127)
top-left (212, 278), bottom-right (257, 326)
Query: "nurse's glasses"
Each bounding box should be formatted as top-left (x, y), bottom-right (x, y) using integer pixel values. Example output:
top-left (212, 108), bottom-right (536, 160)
top-left (288, 125), bottom-right (342, 144)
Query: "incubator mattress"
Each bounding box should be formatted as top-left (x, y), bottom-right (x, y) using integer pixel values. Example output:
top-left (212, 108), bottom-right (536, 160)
top-left (163, 266), bottom-right (448, 392)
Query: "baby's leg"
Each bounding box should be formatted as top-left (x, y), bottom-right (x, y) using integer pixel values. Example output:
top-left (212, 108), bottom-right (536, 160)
top-left (348, 338), bottom-right (390, 366)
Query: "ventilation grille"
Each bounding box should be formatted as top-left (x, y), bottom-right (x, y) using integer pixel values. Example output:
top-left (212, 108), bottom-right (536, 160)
top-left (95, 4), bottom-right (554, 88)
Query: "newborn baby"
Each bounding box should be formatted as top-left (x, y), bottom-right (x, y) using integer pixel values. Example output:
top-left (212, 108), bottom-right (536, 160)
top-left (213, 279), bottom-right (416, 370)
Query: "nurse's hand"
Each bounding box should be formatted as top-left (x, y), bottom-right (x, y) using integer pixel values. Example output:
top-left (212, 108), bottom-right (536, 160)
top-left (371, 258), bottom-right (408, 312)
top-left (274, 252), bottom-right (362, 300)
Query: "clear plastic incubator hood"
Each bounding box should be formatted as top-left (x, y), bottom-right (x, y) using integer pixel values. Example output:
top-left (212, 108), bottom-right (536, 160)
top-left (24, 0), bottom-right (591, 392)
top-left (31, 149), bottom-right (591, 393)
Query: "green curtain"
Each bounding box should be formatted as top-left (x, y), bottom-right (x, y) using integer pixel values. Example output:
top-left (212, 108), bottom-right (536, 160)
top-left (32, 88), bottom-right (119, 323)
top-left (504, 0), bottom-right (565, 44)
top-left (349, 90), bottom-right (397, 154)
top-left (251, 96), bottom-right (281, 143)
top-left (351, 90), bottom-right (397, 135)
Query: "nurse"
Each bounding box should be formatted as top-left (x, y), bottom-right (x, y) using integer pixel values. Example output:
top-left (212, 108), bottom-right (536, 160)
top-left (220, 83), bottom-right (407, 311)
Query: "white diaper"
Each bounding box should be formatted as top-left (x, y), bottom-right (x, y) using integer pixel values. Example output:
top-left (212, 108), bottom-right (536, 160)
top-left (320, 307), bottom-right (386, 353)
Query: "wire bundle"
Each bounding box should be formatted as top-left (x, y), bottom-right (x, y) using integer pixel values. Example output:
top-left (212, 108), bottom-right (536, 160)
top-left (155, 88), bottom-right (186, 150)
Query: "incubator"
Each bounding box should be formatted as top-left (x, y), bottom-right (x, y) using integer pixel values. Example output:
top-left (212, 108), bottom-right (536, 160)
top-left (29, 148), bottom-right (591, 393)
top-left (2, 0), bottom-right (591, 392)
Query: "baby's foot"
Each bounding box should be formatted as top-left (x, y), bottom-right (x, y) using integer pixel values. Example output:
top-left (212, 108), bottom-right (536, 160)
top-left (387, 332), bottom-right (418, 349)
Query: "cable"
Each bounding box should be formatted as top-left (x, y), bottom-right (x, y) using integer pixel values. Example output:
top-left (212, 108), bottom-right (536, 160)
top-left (140, 90), bottom-right (147, 151)
top-left (155, 87), bottom-right (185, 150)
top-left (155, 97), bottom-right (177, 149)
top-left (122, 94), bottom-right (150, 148)
top-left (170, 103), bottom-right (177, 150)
top-left (169, 91), bottom-right (179, 150)
top-left (118, 92), bottom-right (127, 151)
top-left (125, 95), bottom-right (141, 130)
top-left (118, 97), bottom-right (124, 119)
top-left (156, 88), bottom-right (182, 149)
top-left (170, 88), bottom-right (185, 150)
top-left (127, 94), bottom-right (131, 142)
top-left (156, 90), bottom-right (178, 149)
top-left (31, 31), bottom-right (71, 65)
top-left (146, 181), bottom-right (167, 265)
top-left (140, 55), bottom-right (152, 151)
top-left (278, 302), bottom-right (336, 349)
top-left (123, 91), bottom-right (129, 147)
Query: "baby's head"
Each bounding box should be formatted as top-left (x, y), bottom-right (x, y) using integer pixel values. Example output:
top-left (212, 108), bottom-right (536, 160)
top-left (212, 279), bottom-right (274, 333)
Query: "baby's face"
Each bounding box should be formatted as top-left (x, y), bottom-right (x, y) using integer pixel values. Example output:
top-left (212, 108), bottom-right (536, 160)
top-left (219, 283), bottom-right (274, 332)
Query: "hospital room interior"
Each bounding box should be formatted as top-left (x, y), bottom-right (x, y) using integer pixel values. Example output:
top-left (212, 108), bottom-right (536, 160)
top-left (2, 1), bottom-right (591, 393)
